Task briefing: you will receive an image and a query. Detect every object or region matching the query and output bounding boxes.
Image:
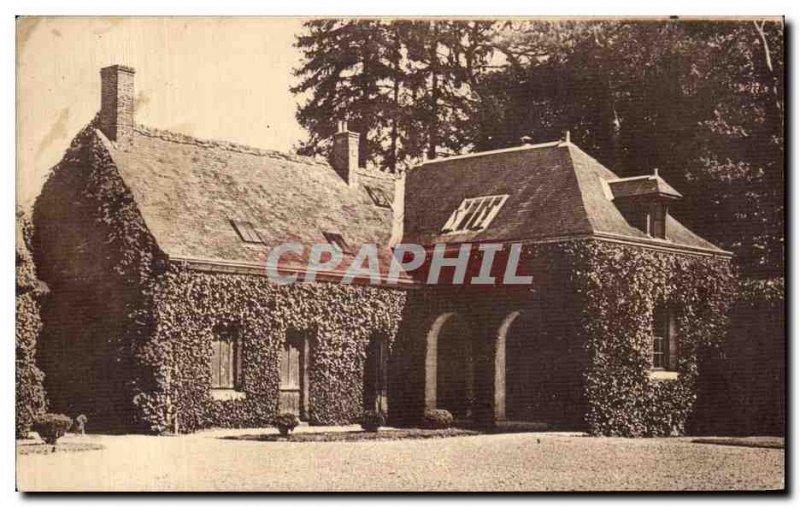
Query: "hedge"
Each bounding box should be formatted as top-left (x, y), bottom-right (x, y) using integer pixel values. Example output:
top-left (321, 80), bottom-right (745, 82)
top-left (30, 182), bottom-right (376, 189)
top-left (16, 209), bottom-right (48, 438)
top-left (689, 277), bottom-right (785, 436)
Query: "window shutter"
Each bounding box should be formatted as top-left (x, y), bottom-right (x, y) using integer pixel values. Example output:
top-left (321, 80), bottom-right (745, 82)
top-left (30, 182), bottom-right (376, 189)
top-left (221, 340), bottom-right (233, 388)
top-left (211, 340), bottom-right (221, 388)
top-left (234, 340), bottom-right (242, 390)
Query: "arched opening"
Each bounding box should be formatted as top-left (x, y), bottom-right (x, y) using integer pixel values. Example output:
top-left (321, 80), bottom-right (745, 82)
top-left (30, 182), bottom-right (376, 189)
top-left (496, 310), bottom-right (539, 421)
top-left (425, 312), bottom-right (473, 420)
top-left (363, 335), bottom-right (388, 414)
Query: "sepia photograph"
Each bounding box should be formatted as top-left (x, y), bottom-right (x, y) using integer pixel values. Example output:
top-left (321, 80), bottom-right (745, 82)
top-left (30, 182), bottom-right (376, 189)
top-left (14, 13), bottom-right (785, 493)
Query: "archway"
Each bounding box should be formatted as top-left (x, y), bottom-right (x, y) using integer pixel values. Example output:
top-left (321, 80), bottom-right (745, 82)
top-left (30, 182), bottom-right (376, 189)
top-left (424, 312), bottom-right (473, 420)
top-left (495, 310), bottom-right (538, 421)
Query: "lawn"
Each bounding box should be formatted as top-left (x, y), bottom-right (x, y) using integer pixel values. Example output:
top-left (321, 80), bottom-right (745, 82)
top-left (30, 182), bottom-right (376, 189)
top-left (222, 427), bottom-right (478, 442)
top-left (16, 428), bottom-right (785, 492)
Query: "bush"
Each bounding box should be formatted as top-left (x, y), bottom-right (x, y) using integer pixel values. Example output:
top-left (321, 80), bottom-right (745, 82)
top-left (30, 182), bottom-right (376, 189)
top-left (72, 414), bottom-right (88, 434)
top-left (32, 414), bottom-right (73, 445)
top-left (272, 412), bottom-right (299, 436)
top-left (360, 410), bottom-right (385, 432)
top-left (423, 409), bottom-right (453, 429)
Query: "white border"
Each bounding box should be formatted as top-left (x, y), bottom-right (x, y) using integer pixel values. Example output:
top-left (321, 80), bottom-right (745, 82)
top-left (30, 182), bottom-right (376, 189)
top-left (4, 3), bottom-right (795, 504)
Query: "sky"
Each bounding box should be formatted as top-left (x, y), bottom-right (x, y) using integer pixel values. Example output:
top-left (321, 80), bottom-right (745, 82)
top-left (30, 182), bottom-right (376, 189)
top-left (16, 17), bottom-right (308, 207)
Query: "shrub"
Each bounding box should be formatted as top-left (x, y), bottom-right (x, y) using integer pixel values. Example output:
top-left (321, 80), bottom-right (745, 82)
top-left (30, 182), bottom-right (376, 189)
top-left (272, 412), bottom-right (299, 436)
top-left (72, 414), bottom-right (88, 434)
top-left (33, 414), bottom-right (73, 445)
top-left (423, 409), bottom-right (453, 429)
top-left (360, 410), bottom-right (385, 432)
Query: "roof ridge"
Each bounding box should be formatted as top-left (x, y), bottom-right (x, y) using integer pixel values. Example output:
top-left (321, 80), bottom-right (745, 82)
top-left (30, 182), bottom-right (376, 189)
top-left (133, 125), bottom-right (329, 167)
top-left (417, 140), bottom-right (566, 167)
top-left (607, 174), bottom-right (655, 182)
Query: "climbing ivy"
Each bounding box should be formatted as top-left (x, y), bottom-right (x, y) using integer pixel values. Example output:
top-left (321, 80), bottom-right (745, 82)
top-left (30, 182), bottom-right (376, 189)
top-left (571, 241), bottom-right (734, 436)
top-left (133, 268), bottom-right (406, 433)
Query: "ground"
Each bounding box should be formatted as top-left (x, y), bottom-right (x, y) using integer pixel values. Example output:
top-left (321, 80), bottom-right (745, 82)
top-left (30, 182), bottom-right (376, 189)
top-left (16, 426), bottom-right (784, 492)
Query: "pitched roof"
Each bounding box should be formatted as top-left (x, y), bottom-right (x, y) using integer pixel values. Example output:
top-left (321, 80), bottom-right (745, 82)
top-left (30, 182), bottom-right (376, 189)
top-left (403, 141), bottom-right (728, 255)
top-left (98, 126), bottom-right (401, 277)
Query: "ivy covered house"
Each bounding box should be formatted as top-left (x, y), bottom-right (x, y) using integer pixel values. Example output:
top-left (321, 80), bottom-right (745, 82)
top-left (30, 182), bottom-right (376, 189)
top-left (32, 65), bottom-right (733, 436)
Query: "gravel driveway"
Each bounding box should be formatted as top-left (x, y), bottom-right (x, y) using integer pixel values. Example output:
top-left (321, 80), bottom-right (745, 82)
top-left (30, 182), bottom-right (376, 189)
top-left (17, 427), bottom-right (784, 492)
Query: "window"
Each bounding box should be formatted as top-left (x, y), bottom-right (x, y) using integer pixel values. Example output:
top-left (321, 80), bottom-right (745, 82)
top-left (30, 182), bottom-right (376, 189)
top-left (323, 231), bottom-right (352, 254)
top-left (648, 203), bottom-right (667, 239)
top-left (441, 194), bottom-right (509, 234)
top-left (230, 219), bottom-right (263, 244)
top-left (365, 186), bottom-right (392, 209)
top-left (211, 336), bottom-right (241, 390)
top-left (652, 306), bottom-right (676, 370)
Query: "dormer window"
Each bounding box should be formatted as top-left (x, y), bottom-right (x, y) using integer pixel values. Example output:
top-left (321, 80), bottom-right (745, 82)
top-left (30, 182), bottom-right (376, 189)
top-left (441, 195), bottom-right (509, 234)
top-left (607, 172), bottom-right (681, 241)
top-left (323, 232), bottom-right (351, 254)
top-left (230, 220), bottom-right (264, 244)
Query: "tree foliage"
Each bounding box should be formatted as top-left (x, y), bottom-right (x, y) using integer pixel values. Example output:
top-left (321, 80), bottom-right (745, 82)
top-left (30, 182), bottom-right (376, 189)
top-left (292, 19), bottom-right (784, 278)
top-left (16, 209), bottom-right (48, 438)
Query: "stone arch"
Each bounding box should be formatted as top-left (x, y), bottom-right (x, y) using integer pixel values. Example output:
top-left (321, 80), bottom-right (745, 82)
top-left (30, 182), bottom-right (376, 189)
top-left (424, 312), bottom-right (474, 419)
top-left (494, 310), bottom-right (523, 421)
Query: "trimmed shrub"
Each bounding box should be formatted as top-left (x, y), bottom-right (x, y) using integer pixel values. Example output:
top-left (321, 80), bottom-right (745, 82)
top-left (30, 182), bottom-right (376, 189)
top-left (72, 414), bottom-right (88, 434)
top-left (272, 412), bottom-right (299, 436)
top-left (360, 410), bottom-right (385, 432)
top-left (423, 409), bottom-right (453, 429)
top-left (33, 413), bottom-right (73, 445)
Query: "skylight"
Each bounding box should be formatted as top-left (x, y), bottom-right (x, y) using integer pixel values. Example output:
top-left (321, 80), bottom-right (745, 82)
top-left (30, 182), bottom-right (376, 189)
top-left (230, 220), bottom-right (264, 244)
top-left (441, 195), bottom-right (509, 234)
top-left (323, 232), bottom-right (352, 254)
top-left (365, 186), bottom-right (392, 209)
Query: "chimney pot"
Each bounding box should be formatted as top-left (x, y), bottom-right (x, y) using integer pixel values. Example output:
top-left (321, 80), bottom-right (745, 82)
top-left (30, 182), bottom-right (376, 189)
top-left (99, 65), bottom-right (135, 145)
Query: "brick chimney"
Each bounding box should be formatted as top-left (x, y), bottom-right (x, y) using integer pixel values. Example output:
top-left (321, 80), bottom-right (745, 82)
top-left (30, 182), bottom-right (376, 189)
top-left (99, 65), bottom-right (135, 145)
top-left (330, 121), bottom-right (359, 186)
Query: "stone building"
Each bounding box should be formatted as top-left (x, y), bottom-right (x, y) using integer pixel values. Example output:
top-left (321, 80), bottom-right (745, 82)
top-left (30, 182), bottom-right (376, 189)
top-left (31, 65), bottom-right (732, 434)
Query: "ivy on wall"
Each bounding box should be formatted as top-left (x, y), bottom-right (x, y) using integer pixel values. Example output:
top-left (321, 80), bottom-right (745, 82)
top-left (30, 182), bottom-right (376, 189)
top-left (571, 240), bottom-right (734, 436)
top-left (16, 210), bottom-right (48, 437)
top-left (33, 120), bottom-right (168, 431)
top-left (132, 268), bottom-right (406, 433)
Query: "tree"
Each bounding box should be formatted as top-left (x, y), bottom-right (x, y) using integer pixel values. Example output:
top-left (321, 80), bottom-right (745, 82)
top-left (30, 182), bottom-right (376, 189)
top-left (292, 19), bottom-right (496, 172)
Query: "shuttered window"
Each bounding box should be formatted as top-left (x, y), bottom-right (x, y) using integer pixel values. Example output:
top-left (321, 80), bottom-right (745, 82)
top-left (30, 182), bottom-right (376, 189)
top-left (211, 338), bottom-right (240, 389)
